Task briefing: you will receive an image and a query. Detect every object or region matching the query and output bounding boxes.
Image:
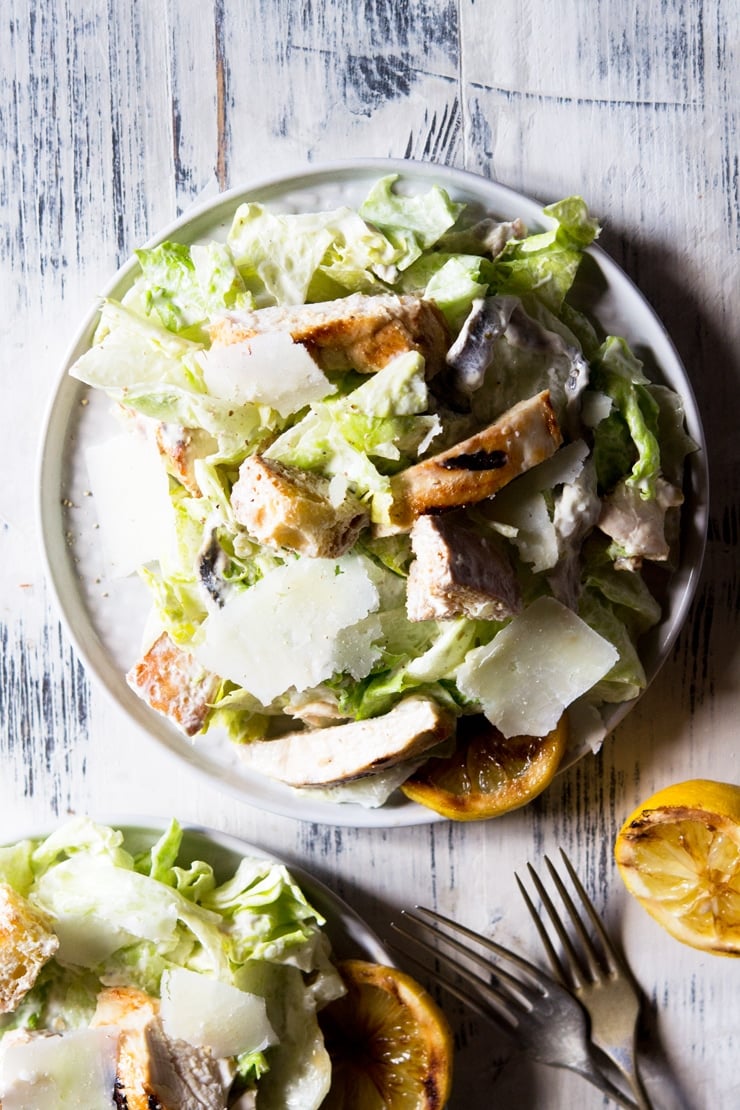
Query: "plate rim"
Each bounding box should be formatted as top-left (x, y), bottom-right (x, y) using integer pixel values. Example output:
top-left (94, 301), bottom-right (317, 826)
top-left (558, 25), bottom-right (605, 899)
top-left (36, 157), bottom-right (710, 827)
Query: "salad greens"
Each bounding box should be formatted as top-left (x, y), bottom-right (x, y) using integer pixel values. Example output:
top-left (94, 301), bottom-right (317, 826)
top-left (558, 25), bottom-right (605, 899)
top-left (69, 173), bottom-right (694, 809)
top-left (0, 818), bottom-right (343, 1107)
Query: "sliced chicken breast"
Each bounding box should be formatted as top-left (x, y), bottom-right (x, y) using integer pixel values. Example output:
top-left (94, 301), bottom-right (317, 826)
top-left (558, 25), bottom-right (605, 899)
top-left (92, 986), bottom-right (229, 1110)
top-left (385, 389), bottom-right (562, 530)
top-left (209, 293), bottom-right (450, 377)
top-left (598, 476), bottom-right (684, 567)
top-left (406, 512), bottom-right (522, 622)
top-left (239, 696), bottom-right (455, 787)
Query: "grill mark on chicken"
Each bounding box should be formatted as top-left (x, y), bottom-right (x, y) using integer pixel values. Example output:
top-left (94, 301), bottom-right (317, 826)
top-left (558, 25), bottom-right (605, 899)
top-left (385, 389), bottom-right (562, 529)
top-left (440, 448), bottom-right (507, 471)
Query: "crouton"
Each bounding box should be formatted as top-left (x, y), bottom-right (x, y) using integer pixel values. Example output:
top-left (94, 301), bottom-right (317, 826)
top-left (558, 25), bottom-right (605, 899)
top-left (126, 632), bottom-right (221, 736)
top-left (0, 883), bottom-right (59, 1014)
top-left (231, 455), bottom-right (369, 558)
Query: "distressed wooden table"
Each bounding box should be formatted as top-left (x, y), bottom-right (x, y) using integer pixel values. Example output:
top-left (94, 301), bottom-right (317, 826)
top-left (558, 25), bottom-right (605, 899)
top-left (1, 3), bottom-right (738, 1107)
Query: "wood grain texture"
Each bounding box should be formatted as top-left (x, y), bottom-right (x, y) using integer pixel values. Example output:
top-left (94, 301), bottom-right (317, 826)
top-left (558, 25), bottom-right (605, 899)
top-left (1, 1), bottom-right (739, 1106)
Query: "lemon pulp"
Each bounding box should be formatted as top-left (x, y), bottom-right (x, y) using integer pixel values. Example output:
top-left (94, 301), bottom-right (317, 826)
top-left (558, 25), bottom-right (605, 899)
top-left (401, 714), bottom-right (567, 821)
top-left (319, 960), bottom-right (453, 1109)
top-left (615, 779), bottom-right (740, 955)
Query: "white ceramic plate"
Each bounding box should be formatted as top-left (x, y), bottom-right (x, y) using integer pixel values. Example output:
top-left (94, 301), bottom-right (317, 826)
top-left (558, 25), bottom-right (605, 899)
top-left (10, 818), bottom-right (392, 965)
top-left (38, 159), bottom-right (709, 828)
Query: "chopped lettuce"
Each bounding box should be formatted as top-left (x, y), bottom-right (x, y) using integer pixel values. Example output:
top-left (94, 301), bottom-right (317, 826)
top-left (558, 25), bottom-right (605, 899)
top-left (400, 252), bottom-right (491, 331)
top-left (488, 195), bottom-right (600, 312)
top-left (265, 351), bottom-right (440, 522)
top-left (227, 203), bottom-right (397, 305)
top-left (132, 240), bottom-right (251, 338)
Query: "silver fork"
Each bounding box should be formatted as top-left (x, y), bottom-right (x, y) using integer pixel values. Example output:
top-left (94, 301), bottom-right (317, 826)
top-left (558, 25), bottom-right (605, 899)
top-left (391, 906), bottom-right (638, 1109)
top-left (516, 851), bottom-right (652, 1110)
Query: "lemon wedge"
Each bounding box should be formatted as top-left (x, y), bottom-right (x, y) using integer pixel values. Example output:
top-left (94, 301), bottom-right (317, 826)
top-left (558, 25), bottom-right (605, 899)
top-left (615, 779), bottom-right (740, 955)
top-left (400, 714), bottom-right (567, 821)
top-left (319, 959), bottom-right (454, 1109)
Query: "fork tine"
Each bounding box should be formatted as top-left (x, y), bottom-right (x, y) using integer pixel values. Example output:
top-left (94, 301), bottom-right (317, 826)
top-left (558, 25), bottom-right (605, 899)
top-left (523, 860), bottom-right (590, 989)
top-left (411, 905), bottom-right (546, 983)
top-left (543, 854), bottom-right (607, 983)
top-left (515, 870), bottom-right (569, 985)
top-left (393, 908), bottom-right (641, 1110)
top-left (396, 910), bottom-right (543, 1009)
top-left (557, 849), bottom-right (626, 977)
top-left (390, 916), bottom-right (528, 1028)
top-left (388, 928), bottom-right (517, 1030)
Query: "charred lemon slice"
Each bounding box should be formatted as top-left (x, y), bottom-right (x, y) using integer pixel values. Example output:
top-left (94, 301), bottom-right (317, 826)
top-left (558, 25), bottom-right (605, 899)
top-left (319, 959), bottom-right (453, 1109)
top-left (615, 779), bottom-right (740, 955)
top-left (400, 713), bottom-right (568, 821)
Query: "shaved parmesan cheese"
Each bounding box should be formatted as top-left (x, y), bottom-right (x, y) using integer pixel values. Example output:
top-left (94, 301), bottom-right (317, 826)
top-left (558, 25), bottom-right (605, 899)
top-left (160, 968), bottom-right (276, 1058)
top-left (85, 434), bottom-right (173, 578)
top-left (581, 390), bottom-right (613, 427)
top-left (491, 489), bottom-right (557, 573)
top-left (198, 331), bottom-right (334, 417)
top-left (487, 441), bottom-right (591, 573)
top-left (0, 1028), bottom-right (119, 1110)
top-left (456, 596), bottom-right (618, 737)
top-left (194, 554), bottom-right (380, 702)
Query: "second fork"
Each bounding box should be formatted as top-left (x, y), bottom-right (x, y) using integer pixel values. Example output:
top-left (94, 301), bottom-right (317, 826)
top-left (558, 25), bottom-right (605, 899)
top-left (517, 850), bottom-right (653, 1110)
top-left (391, 906), bottom-right (638, 1108)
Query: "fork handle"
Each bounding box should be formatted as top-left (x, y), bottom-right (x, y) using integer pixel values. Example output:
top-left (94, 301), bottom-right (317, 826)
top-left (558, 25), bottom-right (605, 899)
top-left (568, 1056), bottom-right (640, 1110)
top-left (595, 1039), bottom-right (653, 1109)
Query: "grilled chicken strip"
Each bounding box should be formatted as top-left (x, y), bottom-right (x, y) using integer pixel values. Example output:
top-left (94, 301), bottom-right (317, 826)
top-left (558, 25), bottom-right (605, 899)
top-left (406, 512), bottom-right (522, 622)
top-left (120, 408), bottom-right (216, 498)
top-left (209, 293), bottom-right (450, 377)
top-left (386, 389), bottom-right (562, 530)
top-left (153, 424), bottom-right (218, 497)
top-left (239, 696), bottom-right (455, 787)
top-left (231, 455), bottom-right (369, 558)
top-left (91, 987), bottom-right (229, 1110)
top-left (127, 632), bottom-right (221, 737)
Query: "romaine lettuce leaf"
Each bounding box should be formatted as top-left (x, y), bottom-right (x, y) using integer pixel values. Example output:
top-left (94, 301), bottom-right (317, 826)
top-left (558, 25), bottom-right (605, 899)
top-left (359, 174), bottom-right (464, 270)
top-left (488, 196), bottom-right (600, 311)
top-left (578, 588), bottom-right (648, 703)
top-left (227, 203), bottom-right (396, 305)
top-left (70, 300), bottom-right (204, 392)
top-left (400, 252), bottom-right (491, 331)
top-left (591, 337), bottom-right (662, 497)
top-left (133, 240), bottom-right (251, 338)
